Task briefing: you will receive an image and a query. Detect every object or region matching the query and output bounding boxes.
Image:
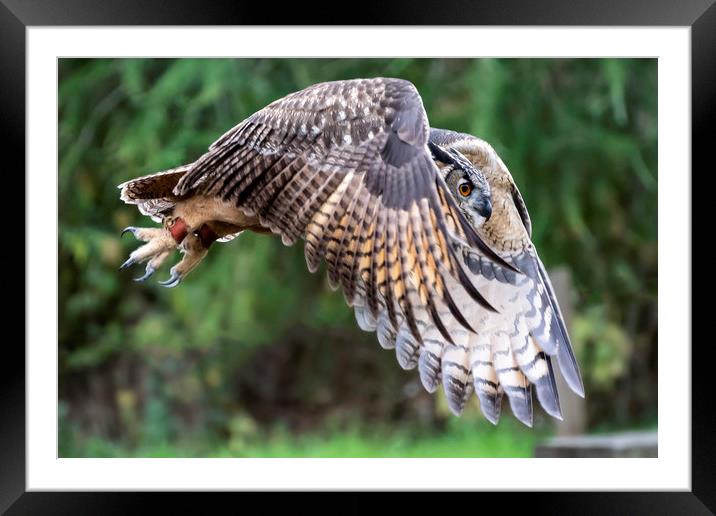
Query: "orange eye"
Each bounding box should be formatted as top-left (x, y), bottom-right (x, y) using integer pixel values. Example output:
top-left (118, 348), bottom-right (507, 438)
top-left (459, 183), bottom-right (472, 197)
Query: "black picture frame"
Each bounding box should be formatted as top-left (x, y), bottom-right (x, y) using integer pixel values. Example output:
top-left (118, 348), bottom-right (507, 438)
top-left (3, 1), bottom-right (707, 512)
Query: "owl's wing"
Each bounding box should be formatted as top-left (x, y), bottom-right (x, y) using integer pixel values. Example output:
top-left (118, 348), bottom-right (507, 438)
top-left (358, 127), bottom-right (584, 426)
top-left (174, 78), bottom-right (517, 345)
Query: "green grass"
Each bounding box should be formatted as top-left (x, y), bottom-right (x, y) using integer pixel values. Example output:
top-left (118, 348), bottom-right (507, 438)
top-left (60, 416), bottom-right (547, 458)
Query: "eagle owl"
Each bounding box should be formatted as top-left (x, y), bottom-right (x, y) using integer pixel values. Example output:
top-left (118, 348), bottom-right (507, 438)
top-left (119, 77), bottom-right (584, 426)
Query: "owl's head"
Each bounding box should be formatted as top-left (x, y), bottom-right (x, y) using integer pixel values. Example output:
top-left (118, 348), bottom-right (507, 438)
top-left (428, 142), bottom-right (492, 227)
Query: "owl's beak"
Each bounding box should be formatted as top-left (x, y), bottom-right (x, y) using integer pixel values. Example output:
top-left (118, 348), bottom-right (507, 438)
top-left (477, 198), bottom-right (492, 221)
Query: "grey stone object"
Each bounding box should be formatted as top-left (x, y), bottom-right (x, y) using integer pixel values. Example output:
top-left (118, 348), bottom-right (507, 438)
top-left (534, 431), bottom-right (658, 458)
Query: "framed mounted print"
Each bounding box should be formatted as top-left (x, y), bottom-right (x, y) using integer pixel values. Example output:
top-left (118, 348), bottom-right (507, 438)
top-left (3, 0), bottom-right (708, 512)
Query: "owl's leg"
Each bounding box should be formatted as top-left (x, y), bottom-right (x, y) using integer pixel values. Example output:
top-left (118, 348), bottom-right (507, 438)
top-left (156, 229), bottom-right (210, 288)
top-left (158, 221), bottom-right (246, 287)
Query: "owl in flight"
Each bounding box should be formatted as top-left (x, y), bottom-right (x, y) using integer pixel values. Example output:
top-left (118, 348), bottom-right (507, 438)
top-left (119, 77), bottom-right (583, 427)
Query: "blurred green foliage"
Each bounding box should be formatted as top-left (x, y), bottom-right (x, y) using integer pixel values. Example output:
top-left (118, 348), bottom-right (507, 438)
top-left (59, 58), bottom-right (657, 457)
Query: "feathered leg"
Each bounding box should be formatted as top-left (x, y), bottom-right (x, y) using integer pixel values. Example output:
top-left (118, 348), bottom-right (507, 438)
top-left (157, 232), bottom-right (209, 288)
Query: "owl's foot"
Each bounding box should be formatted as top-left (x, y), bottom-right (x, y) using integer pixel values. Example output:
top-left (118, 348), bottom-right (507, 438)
top-left (156, 230), bottom-right (211, 288)
top-left (120, 226), bottom-right (177, 282)
top-left (120, 217), bottom-right (220, 287)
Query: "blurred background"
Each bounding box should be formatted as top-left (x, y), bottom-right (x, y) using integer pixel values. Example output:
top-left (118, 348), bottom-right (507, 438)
top-left (58, 58), bottom-right (657, 458)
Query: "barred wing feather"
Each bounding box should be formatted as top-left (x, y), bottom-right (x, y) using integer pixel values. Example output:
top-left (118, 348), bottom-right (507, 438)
top-left (352, 129), bottom-right (585, 426)
top-left (174, 78), bottom-right (515, 347)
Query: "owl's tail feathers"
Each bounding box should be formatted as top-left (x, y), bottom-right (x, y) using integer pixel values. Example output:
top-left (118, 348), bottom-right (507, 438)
top-left (118, 164), bottom-right (192, 204)
top-left (118, 164), bottom-right (193, 222)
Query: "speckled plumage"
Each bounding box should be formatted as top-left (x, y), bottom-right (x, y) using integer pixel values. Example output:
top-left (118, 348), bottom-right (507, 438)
top-left (118, 77), bottom-right (583, 426)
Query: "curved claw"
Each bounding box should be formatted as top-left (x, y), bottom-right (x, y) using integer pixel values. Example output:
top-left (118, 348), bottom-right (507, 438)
top-left (121, 226), bottom-right (138, 238)
top-left (158, 271), bottom-right (182, 288)
top-left (134, 264), bottom-right (155, 282)
top-left (119, 256), bottom-right (136, 270)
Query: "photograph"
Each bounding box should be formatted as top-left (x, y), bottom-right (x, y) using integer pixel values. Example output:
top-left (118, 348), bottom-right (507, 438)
top-left (57, 57), bottom-right (658, 459)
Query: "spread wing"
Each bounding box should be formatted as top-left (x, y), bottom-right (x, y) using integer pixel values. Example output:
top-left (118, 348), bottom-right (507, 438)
top-left (174, 78), bottom-right (515, 345)
top-left (355, 127), bottom-right (584, 426)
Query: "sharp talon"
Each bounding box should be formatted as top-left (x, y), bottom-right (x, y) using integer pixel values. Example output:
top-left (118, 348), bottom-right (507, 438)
top-left (134, 264), bottom-right (155, 282)
top-left (119, 257), bottom-right (136, 270)
top-left (121, 227), bottom-right (137, 238)
top-left (158, 271), bottom-right (182, 288)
